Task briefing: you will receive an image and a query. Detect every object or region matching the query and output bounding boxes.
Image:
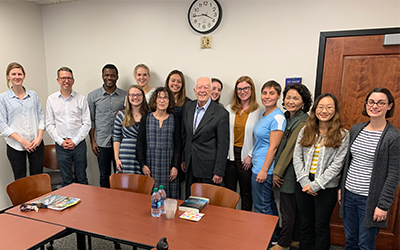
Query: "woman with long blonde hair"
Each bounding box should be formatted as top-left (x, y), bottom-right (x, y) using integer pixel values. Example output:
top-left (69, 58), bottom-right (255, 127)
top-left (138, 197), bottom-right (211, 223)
top-left (133, 64), bottom-right (154, 102)
top-left (113, 85), bottom-right (149, 174)
top-left (225, 76), bottom-right (262, 211)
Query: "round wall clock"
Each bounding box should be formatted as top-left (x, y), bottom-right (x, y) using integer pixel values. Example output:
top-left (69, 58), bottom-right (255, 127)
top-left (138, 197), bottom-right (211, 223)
top-left (188, 0), bottom-right (222, 34)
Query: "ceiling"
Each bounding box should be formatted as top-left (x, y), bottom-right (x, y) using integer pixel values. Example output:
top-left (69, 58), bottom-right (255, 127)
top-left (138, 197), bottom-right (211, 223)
top-left (24, 0), bottom-right (79, 4)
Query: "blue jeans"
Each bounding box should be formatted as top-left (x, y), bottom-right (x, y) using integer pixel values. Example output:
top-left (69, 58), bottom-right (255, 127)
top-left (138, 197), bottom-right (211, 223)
top-left (98, 146), bottom-right (116, 188)
top-left (343, 190), bottom-right (380, 250)
top-left (252, 173), bottom-right (278, 240)
top-left (55, 140), bottom-right (88, 186)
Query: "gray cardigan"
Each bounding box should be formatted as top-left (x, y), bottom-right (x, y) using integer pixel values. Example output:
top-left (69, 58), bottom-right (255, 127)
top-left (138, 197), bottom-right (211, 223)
top-left (293, 127), bottom-right (349, 192)
top-left (339, 121), bottom-right (400, 228)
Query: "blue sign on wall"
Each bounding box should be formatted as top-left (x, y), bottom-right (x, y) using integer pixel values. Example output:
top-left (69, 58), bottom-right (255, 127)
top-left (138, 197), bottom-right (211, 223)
top-left (285, 77), bottom-right (302, 86)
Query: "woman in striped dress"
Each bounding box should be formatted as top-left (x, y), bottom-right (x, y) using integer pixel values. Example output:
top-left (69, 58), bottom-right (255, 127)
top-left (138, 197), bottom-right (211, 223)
top-left (293, 93), bottom-right (349, 250)
top-left (113, 85), bottom-right (149, 174)
top-left (339, 88), bottom-right (400, 250)
top-left (136, 87), bottom-right (181, 199)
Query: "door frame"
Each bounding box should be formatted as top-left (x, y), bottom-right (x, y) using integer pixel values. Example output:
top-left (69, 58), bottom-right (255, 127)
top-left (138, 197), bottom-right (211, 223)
top-left (314, 27), bottom-right (400, 97)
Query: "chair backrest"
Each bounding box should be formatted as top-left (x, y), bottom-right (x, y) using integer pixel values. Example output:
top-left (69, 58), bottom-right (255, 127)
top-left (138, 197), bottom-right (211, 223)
top-left (191, 183), bottom-right (239, 209)
top-left (6, 173), bottom-right (52, 206)
top-left (109, 173), bottom-right (155, 195)
top-left (43, 144), bottom-right (60, 170)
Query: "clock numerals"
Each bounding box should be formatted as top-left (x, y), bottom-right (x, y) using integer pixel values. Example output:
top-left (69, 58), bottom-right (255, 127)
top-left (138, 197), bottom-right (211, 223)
top-left (188, 0), bottom-right (222, 34)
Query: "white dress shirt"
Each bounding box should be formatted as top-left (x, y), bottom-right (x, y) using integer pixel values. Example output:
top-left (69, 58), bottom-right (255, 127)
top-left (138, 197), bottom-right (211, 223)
top-left (46, 90), bottom-right (91, 146)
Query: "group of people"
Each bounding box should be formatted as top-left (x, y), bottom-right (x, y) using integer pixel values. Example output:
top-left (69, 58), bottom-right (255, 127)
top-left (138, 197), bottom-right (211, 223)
top-left (1, 61), bottom-right (399, 250)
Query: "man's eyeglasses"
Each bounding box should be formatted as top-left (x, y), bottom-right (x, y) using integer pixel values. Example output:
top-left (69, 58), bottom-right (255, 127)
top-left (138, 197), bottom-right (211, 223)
top-left (59, 77), bottom-right (73, 81)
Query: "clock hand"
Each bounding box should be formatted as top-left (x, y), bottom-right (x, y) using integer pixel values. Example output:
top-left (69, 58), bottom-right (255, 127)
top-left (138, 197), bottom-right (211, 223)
top-left (203, 13), bottom-right (213, 19)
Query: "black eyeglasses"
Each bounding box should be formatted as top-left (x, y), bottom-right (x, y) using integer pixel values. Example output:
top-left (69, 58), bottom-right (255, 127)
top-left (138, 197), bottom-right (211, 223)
top-left (59, 77), bottom-right (73, 81)
top-left (236, 86), bottom-right (251, 92)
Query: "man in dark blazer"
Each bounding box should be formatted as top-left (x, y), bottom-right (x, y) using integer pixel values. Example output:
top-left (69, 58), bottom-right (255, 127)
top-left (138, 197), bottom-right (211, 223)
top-left (181, 77), bottom-right (229, 198)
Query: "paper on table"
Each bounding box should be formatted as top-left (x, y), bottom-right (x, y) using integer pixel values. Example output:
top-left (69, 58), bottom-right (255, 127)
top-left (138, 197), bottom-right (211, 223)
top-left (179, 210), bottom-right (204, 222)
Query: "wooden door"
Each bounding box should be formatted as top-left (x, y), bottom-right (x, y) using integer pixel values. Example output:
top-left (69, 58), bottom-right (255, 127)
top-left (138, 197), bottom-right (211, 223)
top-left (315, 27), bottom-right (400, 250)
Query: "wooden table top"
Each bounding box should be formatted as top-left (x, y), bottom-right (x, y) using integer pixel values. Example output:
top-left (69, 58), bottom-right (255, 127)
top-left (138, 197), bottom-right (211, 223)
top-left (6, 183), bottom-right (278, 250)
top-left (0, 213), bottom-right (66, 250)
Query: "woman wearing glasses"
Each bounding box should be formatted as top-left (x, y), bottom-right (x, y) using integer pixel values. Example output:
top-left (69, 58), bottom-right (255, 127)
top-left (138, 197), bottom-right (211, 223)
top-left (339, 88), bottom-right (400, 250)
top-left (225, 76), bottom-right (263, 211)
top-left (0, 62), bottom-right (45, 180)
top-left (136, 87), bottom-right (182, 199)
top-left (293, 93), bottom-right (349, 250)
top-left (113, 85), bottom-right (149, 174)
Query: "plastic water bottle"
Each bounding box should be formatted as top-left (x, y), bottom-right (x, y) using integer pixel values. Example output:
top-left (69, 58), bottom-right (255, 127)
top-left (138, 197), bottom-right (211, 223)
top-left (158, 185), bottom-right (166, 214)
top-left (151, 188), bottom-right (161, 217)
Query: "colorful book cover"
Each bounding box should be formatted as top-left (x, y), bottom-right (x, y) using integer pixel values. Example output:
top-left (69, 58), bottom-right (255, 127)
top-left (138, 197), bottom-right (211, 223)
top-left (179, 210), bottom-right (205, 222)
top-left (34, 194), bottom-right (81, 211)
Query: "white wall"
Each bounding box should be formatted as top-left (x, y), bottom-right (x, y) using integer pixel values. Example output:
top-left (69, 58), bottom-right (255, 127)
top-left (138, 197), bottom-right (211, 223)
top-left (0, 2), bottom-right (48, 209)
top-left (1, 0), bottom-right (399, 210)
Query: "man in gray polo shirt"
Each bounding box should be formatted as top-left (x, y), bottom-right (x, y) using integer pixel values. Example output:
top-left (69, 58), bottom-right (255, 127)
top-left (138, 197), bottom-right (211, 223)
top-left (88, 64), bottom-right (126, 188)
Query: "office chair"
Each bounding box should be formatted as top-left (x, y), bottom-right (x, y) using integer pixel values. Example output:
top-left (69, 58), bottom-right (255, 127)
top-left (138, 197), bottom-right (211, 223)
top-left (6, 173), bottom-right (52, 206)
top-left (110, 173), bottom-right (155, 195)
top-left (6, 173), bottom-right (59, 250)
top-left (43, 144), bottom-right (63, 190)
top-left (191, 183), bottom-right (240, 209)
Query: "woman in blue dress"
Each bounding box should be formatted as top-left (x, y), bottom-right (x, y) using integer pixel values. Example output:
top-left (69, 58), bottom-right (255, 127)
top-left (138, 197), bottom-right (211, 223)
top-left (113, 85), bottom-right (149, 174)
top-left (136, 87), bottom-right (182, 199)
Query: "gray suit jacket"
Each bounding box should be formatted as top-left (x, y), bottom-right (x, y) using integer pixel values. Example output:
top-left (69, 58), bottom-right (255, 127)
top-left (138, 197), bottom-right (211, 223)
top-left (182, 99), bottom-right (229, 178)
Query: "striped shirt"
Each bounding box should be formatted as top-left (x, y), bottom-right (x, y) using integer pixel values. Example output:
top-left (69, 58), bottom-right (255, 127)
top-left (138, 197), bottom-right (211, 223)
top-left (310, 141), bottom-right (321, 174)
top-left (345, 128), bottom-right (382, 196)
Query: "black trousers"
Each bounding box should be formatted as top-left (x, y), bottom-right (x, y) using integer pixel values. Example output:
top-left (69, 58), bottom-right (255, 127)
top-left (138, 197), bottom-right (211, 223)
top-left (295, 182), bottom-right (337, 250)
top-left (185, 160), bottom-right (221, 199)
top-left (7, 141), bottom-right (44, 180)
top-left (278, 192), bottom-right (300, 247)
top-left (225, 146), bottom-right (253, 211)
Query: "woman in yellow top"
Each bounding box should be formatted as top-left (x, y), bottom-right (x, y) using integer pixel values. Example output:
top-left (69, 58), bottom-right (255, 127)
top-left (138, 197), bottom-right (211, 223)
top-left (225, 76), bottom-right (263, 211)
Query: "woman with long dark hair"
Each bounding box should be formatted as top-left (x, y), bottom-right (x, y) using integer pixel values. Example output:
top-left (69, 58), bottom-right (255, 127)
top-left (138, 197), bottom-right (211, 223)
top-left (339, 88), bottom-right (400, 249)
top-left (293, 93), bottom-right (349, 250)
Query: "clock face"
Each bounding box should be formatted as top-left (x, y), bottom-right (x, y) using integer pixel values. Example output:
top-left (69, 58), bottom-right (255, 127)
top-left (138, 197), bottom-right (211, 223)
top-left (188, 0), bottom-right (222, 34)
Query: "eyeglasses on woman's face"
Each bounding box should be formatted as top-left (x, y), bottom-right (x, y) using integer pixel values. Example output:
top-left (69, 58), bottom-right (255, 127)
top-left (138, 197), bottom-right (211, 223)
top-left (236, 86), bottom-right (251, 92)
top-left (366, 99), bottom-right (387, 107)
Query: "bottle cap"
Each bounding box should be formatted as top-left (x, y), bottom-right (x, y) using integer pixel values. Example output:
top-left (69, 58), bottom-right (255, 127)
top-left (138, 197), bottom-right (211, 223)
top-left (154, 188), bottom-right (158, 192)
top-left (159, 185), bottom-right (164, 189)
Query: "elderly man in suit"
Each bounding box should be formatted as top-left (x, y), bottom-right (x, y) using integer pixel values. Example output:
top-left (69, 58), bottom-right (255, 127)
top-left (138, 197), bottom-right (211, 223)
top-left (181, 77), bottom-right (229, 198)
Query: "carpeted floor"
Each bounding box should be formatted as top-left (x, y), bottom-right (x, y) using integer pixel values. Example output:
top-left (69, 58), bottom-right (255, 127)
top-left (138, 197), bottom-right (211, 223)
top-left (45, 232), bottom-right (345, 250)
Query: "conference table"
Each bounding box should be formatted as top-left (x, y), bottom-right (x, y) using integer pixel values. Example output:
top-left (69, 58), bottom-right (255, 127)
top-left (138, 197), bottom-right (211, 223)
top-left (0, 213), bottom-right (66, 250)
top-left (6, 183), bottom-right (278, 249)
